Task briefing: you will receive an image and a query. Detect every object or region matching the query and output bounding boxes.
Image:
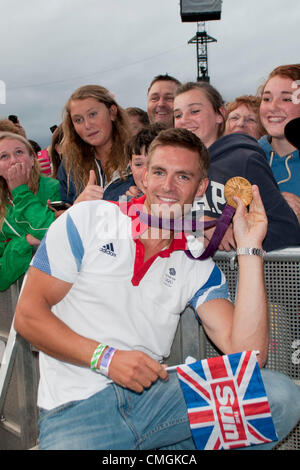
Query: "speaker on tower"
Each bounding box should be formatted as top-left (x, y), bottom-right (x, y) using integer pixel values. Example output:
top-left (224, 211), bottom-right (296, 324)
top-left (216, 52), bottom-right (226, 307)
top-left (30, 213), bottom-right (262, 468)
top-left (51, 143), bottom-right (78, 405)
top-left (180, 0), bottom-right (222, 22)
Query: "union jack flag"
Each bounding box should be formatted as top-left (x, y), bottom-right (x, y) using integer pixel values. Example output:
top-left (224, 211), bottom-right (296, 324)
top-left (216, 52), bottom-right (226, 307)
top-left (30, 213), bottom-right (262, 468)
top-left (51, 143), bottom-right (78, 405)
top-left (177, 351), bottom-right (278, 450)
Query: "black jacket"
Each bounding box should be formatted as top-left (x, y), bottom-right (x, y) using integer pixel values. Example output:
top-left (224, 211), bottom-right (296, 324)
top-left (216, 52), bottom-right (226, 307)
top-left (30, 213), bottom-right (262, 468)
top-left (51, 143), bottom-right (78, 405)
top-left (200, 133), bottom-right (300, 252)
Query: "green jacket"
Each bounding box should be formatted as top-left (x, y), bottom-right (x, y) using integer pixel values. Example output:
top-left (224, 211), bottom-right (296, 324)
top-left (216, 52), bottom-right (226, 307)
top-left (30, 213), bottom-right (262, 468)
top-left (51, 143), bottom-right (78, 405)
top-left (0, 175), bottom-right (60, 291)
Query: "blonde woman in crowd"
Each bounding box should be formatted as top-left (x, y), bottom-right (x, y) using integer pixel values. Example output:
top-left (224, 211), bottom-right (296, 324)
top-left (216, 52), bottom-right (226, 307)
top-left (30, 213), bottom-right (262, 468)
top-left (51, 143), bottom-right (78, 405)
top-left (57, 84), bottom-right (134, 204)
top-left (0, 132), bottom-right (60, 290)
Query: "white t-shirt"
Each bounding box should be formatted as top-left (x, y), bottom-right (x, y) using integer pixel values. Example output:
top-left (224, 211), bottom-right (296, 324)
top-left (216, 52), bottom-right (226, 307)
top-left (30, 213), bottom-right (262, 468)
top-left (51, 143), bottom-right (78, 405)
top-left (31, 198), bottom-right (230, 410)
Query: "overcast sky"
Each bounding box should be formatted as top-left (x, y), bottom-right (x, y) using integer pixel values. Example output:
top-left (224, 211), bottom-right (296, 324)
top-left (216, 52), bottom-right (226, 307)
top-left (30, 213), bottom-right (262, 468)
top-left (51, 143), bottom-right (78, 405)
top-left (1, 0), bottom-right (299, 147)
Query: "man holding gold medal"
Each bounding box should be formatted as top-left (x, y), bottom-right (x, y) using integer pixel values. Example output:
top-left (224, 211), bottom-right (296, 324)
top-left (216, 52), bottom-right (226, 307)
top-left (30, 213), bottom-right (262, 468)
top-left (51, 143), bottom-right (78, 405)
top-left (14, 128), bottom-right (300, 450)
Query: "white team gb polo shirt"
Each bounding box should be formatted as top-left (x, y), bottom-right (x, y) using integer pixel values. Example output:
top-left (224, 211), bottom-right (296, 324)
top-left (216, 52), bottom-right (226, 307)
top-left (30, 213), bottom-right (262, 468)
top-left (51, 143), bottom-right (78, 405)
top-left (31, 198), bottom-right (229, 410)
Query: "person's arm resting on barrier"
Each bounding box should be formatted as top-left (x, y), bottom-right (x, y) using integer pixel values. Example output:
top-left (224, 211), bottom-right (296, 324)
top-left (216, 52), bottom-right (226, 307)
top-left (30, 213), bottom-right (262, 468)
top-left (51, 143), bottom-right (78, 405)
top-left (196, 185), bottom-right (269, 367)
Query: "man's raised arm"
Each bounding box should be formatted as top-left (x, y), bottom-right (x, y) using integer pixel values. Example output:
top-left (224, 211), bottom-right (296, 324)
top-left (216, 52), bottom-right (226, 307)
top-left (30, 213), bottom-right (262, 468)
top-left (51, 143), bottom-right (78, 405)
top-left (197, 185), bottom-right (269, 367)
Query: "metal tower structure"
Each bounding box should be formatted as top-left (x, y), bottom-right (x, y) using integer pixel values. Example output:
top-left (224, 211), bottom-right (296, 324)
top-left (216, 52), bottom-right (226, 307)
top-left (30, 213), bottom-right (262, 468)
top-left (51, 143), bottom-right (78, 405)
top-left (188, 22), bottom-right (217, 82)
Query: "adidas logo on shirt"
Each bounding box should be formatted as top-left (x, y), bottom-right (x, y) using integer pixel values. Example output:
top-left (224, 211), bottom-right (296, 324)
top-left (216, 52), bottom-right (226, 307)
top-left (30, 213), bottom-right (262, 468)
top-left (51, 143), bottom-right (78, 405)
top-left (99, 243), bottom-right (116, 257)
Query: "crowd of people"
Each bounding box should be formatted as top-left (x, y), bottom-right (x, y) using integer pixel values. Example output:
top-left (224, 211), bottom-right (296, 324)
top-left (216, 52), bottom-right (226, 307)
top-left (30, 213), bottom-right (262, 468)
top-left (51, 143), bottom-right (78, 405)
top-left (1, 64), bottom-right (300, 290)
top-left (0, 62), bottom-right (300, 450)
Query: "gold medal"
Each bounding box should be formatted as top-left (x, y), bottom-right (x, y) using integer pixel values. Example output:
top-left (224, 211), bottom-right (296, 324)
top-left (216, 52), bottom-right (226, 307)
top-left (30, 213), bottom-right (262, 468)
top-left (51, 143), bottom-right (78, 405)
top-left (224, 176), bottom-right (253, 208)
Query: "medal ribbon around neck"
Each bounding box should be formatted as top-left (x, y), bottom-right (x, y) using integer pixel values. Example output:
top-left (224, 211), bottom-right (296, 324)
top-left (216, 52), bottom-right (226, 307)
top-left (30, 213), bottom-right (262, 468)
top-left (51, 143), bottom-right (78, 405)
top-left (134, 177), bottom-right (253, 260)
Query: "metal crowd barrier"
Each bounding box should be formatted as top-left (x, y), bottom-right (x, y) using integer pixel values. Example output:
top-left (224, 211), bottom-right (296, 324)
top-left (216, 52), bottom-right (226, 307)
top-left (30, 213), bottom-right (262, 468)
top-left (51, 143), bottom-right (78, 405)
top-left (0, 247), bottom-right (299, 449)
top-left (0, 276), bottom-right (39, 450)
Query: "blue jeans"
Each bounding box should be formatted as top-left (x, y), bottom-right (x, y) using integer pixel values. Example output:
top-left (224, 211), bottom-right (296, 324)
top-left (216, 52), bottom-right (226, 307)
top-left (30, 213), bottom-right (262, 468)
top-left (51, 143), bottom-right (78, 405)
top-left (38, 369), bottom-right (300, 450)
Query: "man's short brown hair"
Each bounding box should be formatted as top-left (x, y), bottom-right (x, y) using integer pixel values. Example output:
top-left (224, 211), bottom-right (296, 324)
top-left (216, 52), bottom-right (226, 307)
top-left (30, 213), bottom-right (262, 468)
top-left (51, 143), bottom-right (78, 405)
top-left (147, 128), bottom-right (210, 179)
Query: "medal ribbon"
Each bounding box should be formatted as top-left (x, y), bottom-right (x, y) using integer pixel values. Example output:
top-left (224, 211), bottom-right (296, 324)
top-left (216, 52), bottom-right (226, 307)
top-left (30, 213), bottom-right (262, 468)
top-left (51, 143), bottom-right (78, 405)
top-left (135, 204), bottom-right (236, 260)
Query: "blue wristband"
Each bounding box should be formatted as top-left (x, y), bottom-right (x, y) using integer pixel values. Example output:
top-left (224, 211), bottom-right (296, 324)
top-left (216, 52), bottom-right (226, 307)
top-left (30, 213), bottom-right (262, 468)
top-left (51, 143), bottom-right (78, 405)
top-left (99, 347), bottom-right (116, 376)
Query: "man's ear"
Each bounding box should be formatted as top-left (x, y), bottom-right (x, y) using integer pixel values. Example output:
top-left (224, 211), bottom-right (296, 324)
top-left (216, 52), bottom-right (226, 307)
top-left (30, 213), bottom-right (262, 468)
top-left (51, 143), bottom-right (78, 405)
top-left (195, 177), bottom-right (209, 198)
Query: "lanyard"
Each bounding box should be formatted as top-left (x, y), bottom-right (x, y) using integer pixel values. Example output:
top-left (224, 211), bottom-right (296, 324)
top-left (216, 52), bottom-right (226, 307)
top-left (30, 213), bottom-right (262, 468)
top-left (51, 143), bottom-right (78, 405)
top-left (134, 176), bottom-right (252, 260)
top-left (135, 204), bottom-right (235, 260)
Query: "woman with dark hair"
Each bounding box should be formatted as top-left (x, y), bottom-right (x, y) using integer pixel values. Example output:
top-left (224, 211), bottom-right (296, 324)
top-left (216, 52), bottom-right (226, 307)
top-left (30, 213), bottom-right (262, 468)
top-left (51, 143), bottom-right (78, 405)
top-left (57, 84), bottom-right (133, 204)
top-left (174, 81), bottom-right (226, 146)
top-left (0, 132), bottom-right (60, 290)
top-left (258, 64), bottom-right (300, 221)
top-left (173, 81), bottom-right (300, 252)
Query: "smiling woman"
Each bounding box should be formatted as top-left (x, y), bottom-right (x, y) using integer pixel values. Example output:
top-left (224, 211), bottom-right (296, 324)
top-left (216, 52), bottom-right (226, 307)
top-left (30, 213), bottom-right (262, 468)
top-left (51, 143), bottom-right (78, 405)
top-left (57, 85), bottom-right (133, 204)
top-left (258, 64), bottom-right (300, 219)
top-left (173, 82), bottom-right (226, 148)
top-left (225, 95), bottom-right (265, 140)
top-left (259, 65), bottom-right (300, 147)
